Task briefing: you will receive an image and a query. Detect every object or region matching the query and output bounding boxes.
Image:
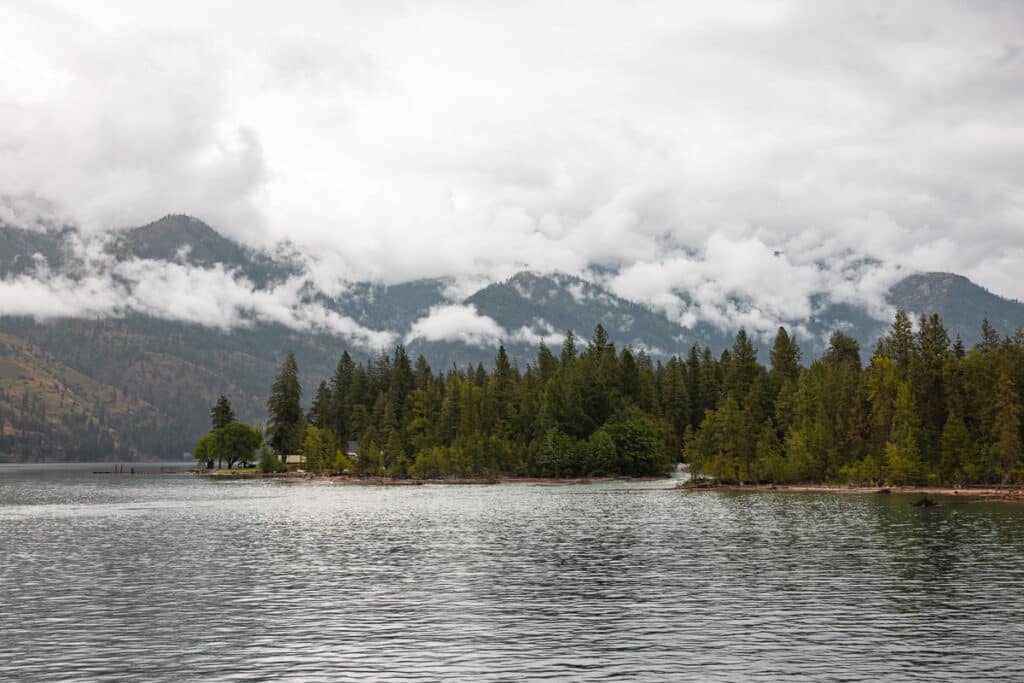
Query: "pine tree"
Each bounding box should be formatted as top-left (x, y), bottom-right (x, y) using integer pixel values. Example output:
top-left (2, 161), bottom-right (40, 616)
top-left (329, 351), bottom-right (355, 443)
top-left (992, 373), bottom-right (1022, 483)
top-left (980, 319), bottom-right (1000, 352)
top-left (886, 309), bottom-right (915, 379)
top-left (940, 411), bottom-right (971, 484)
top-left (725, 329), bottom-right (759, 404)
top-left (491, 345), bottom-right (515, 432)
top-left (586, 324), bottom-right (610, 358)
top-left (911, 313), bottom-right (950, 462)
top-left (822, 332), bottom-right (861, 369)
top-left (211, 395), bottom-right (235, 431)
top-left (267, 352), bottom-right (303, 456)
top-left (769, 327), bottom-right (801, 386)
top-left (560, 330), bottom-right (577, 365)
top-left (620, 348), bottom-right (641, 403)
top-left (303, 426), bottom-right (324, 473)
top-left (307, 380), bottom-right (332, 430)
top-left (537, 342), bottom-right (558, 382)
top-left (886, 382), bottom-right (923, 485)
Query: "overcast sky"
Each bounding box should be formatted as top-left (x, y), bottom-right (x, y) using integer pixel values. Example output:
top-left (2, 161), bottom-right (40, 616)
top-left (2, 1), bottom-right (1023, 337)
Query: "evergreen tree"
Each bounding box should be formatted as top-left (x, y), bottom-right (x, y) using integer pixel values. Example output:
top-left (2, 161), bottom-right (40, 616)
top-left (620, 348), bottom-right (641, 404)
top-left (822, 332), bottom-right (861, 369)
top-left (725, 329), bottom-right (759, 404)
top-left (886, 383), bottom-right (923, 485)
top-left (769, 327), bottom-right (801, 387)
top-left (884, 309), bottom-right (916, 378)
top-left (537, 342), bottom-right (558, 382)
top-left (249, 308), bottom-right (1024, 487)
top-left (980, 319), bottom-right (1000, 352)
top-left (303, 426), bottom-right (325, 473)
top-left (329, 351), bottom-right (355, 443)
top-left (560, 331), bottom-right (577, 365)
top-left (992, 373), bottom-right (1022, 482)
top-left (210, 395), bottom-right (235, 431)
top-left (308, 380), bottom-right (332, 430)
top-left (940, 411), bottom-right (971, 484)
top-left (266, 352), bottom-right (303, 456)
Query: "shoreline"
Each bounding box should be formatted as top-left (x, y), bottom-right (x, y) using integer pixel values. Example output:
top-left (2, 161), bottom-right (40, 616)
top-left (679, 481), bottom-right (1024, 502)
top-left (194, 470), bottom-right (668, 486)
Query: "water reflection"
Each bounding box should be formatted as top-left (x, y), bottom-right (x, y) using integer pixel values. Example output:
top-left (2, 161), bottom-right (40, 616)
top-left (1, 465), bottom-right (1023, 681)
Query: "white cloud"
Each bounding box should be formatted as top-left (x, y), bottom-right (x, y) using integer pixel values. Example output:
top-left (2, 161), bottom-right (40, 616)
top-left (510, 319), bottom-right (565, 348)
top-left (405, 305), bottom-right (506, 347)
top-left (1, 0), bottom-right (1023, 327)
top-left (0, 237), bottom-right (396, 349)
top-left (0, 270), bottom-right (124, 319)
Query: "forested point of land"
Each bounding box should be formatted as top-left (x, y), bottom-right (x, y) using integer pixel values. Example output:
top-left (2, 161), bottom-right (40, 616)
top-left (232, 310), bottom-right (1024, 485)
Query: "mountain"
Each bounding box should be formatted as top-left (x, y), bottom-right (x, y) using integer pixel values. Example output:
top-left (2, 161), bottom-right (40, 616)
top-left (466, 271), bottom-right (730, 358)
top-left (888, 272), bottom-right (1024, 345)
top-left (0, 223), bottom-right (66, 276)
top-left (1, 214), bottom-right (1023, 461)
top-left (0, 330), bottom-right (162, 461)
top-left (329, 279), bottom-right (452, 333)
top-left (108, 214), bottom-right (299, 285)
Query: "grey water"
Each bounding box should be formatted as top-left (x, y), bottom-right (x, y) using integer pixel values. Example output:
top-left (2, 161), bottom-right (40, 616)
top-left (2, 465), bottom-right (1024, 681)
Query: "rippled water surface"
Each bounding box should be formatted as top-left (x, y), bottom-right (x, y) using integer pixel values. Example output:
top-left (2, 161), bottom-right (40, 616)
top-left (2, 464), bottom-right (1024, 681)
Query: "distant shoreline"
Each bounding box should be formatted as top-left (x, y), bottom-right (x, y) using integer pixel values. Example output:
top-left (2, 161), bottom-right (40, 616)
top-left (679, 481), bottom-right (1024, 502)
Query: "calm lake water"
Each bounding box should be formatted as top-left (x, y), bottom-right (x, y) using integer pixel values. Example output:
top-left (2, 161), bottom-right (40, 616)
top-left (2, 465), bottom-right (1024, 681)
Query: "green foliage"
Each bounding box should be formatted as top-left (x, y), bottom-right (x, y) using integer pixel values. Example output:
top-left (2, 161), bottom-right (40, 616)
top-left (605, 410), bottom-right (671, 477)
top-left (243, 314), bottom-right (1024, 486)
top-left (193, 405), bottom-right (262, 469)
top-left (217, 421), bottom-right (262, 468)
top-left (534, 428), bottom-right (579, 478)
top-left (211, 395), bottom-right (235, 431)
top-left (583, 429), bottom-right (617, 476)
top-left (332, 451), bottom-right (354, 473)
top-left (356, 440), bottom-right (384, 476)
top-left (302, 425), bottom-right (333, 474)
top-left (992, 373), bottom-right (1023, 482)
top-left (409, 446), bottom-right (449, 479)
top-left (193, 432), bottom-right (215, 469)
top-left (266, 352), bottom-right (303, 456)
top-left (259, 444), bottom-right (284, 473)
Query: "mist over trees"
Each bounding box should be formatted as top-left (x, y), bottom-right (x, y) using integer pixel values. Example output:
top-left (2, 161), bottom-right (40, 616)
top-left (247, 311), bottom-right (1024, 484)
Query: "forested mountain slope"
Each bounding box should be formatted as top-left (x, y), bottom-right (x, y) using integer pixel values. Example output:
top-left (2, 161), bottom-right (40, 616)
top-left (1, 215), bottom-right (1023, 461)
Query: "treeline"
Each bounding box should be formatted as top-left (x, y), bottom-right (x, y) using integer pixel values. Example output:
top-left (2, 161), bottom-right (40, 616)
top-left (688, 313), bottom-right (1024, 485)
top-left (264, 326), bottom-right (674, 478)
top-left (255, 312), bottom-right (1024, 485)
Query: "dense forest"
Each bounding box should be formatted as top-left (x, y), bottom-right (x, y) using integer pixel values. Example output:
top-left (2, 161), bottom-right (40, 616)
top-left (254, 311), bottom-right (1024, 485)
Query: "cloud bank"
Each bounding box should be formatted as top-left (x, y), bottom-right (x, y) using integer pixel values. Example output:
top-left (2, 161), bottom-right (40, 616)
top-left (0, 237), bottom-right (396, 349)
top-left (1, 1), bottom-right (1023, 334)
top-left (405, 305), bottom-right (506, 348)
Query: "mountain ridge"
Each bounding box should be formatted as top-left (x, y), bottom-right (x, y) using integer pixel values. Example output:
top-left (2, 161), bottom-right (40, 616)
top-left (2, 214), bottom-right (1023, 461)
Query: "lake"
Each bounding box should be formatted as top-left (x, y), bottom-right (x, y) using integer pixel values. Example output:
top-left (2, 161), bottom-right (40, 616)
top-left (2, 464), bottom-right (1023, 681)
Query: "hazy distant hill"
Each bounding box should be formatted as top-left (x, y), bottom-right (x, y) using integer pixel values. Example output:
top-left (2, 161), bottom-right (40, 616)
top-left (1, 215), bottom-right (1023, 461)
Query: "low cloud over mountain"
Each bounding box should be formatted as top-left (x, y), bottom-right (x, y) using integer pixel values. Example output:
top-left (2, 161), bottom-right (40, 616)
top-left (3, 2), bottom-right (1024, 315)
top-left (2, 216), bottom-right (1023, 366)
